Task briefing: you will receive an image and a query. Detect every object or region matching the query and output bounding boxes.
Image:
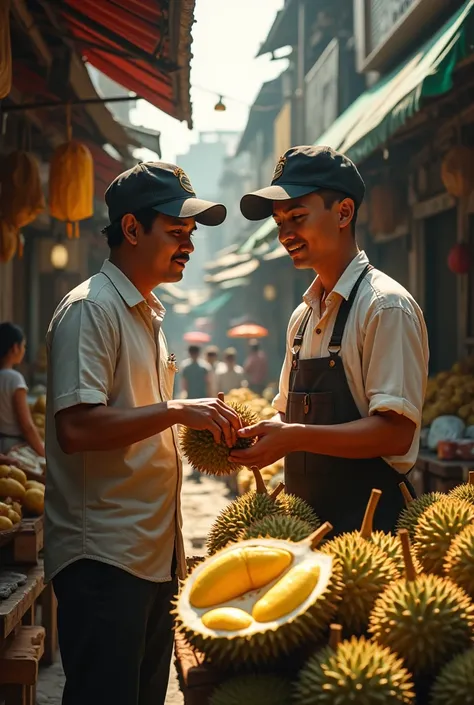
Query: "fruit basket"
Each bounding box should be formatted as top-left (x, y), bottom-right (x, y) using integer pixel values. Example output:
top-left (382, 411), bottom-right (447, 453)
top-left (0, 522), bottom-right (20, 549)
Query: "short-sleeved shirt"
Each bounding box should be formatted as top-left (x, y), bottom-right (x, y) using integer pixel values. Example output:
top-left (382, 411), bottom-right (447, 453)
top-left (0, 369), bottom-right (28, 437)
top-left (215, 363), bottom-right (246, 394)
top-left (273, 251), bottom-right (429, 474)
top-left (180, 358), bottom-right (211, 399)
top-left (44, 259), bottom-right (185, 583)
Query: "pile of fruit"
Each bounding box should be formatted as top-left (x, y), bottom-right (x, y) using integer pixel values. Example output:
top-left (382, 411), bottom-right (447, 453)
top-left (30, 393), bottom-right (46, 441)
top-left (225, 387), bottom-right (276, 422)
top-left (237, 461), bottom-right (284, 495)
top-left (0, 464), bottom-right (44, 530)
top-left (173, 472), bottom-right (474, 704)
top-left (422, 356), bottom-right (474, 428)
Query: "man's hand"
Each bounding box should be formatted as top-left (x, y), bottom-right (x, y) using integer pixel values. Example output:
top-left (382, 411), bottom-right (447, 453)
top-left (229, 419), bottom-right (295, 468)
top-left (169, 398), bottom-right (242, 447)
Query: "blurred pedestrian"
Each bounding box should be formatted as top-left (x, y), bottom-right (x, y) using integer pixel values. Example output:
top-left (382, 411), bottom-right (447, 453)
top-left (244, 338), bottom-right (268, 395)
top-left (181, 345), bottom-right (212, 399)
top-left (205, 345), bottom-right (220, 396)
top-left (216, 347), bottom-right (247, 394)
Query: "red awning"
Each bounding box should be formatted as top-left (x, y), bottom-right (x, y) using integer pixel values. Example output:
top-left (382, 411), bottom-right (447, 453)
top-left (60, 0), bottom-right (193, 126)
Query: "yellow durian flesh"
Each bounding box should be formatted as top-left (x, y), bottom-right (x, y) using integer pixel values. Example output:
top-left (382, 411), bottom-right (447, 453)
top-left (202, 607), bottom-right (253, 630)
top-left (190, 546), bottom-right (292, 608)
top-left (252, 560), bottom-right (321, 622)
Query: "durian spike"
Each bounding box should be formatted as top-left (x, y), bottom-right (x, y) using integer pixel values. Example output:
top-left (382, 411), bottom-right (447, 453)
top-left (251, 467), bottom-right (268, 495)
top-left (359, 488), bottom-right (382, 539)
top-left (469, 471), bottom-right (474, 485)
top-left (270, 482), bottom-right (285, 501)
top-left (306, 521), bottom-right (333, 549)
top-left (328, 624), bottom-right (342, 650)
top-left (398, 529), bottom-right (418, 581)
top-left (399, 482), bottom-right (414, 507)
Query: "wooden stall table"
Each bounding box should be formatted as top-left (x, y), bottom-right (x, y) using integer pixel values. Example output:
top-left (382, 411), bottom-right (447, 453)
top-left (415, 450), bottom-right (474, 494)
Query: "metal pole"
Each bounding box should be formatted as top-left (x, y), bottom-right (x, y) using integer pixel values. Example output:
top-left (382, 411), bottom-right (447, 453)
top-left (1, 95), bottom-right (139, 113)
top-left (296, 0), bottom-right (306, 143)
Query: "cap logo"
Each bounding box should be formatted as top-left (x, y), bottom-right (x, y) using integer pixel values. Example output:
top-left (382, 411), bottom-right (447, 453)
top-left (174, 167), bottom-right (194, 194)
top-left (272, 155), bottom-right (286, 182)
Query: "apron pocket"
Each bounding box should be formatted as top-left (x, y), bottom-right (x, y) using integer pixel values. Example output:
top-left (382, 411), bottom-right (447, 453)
top-left (287, 391), bottom-right (335, 426)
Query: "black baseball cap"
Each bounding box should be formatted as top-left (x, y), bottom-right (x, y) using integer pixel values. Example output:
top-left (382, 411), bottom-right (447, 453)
top-left (240, 145), bottom-right (365, 221)
top-left (105, 161), bottom-right (226, 227)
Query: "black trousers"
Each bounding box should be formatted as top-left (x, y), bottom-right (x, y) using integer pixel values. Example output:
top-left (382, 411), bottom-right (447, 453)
top-left (53, 558), bottom-right (178, 705)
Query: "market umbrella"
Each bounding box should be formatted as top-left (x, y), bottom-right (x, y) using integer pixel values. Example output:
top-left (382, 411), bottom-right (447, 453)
top-left (183, 331), bottom-right (211, 343)
top-left (227, 323), bottom-right (269, 339)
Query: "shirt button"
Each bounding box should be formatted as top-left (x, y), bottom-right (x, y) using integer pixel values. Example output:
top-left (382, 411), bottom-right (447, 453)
top-left (316, 328), bottom-right (322, 335)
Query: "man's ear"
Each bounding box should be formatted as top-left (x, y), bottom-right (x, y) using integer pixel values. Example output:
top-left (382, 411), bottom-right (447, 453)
top-left (338, 197), bottom-right (355, 231)
top-left (121, 214), bottom-right (138, 245)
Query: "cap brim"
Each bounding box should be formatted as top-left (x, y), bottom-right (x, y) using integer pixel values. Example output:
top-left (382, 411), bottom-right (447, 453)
top-left (153, 197), bottom-right (227, 226)
top-left (240, 184), bottom-right (317, 220)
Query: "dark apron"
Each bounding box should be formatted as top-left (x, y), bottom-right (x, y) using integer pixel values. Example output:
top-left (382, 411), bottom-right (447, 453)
top-left (285, 264), bottom-right (415, 536)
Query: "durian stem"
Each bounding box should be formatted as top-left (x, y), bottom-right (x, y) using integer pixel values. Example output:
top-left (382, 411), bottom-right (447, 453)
top-left (270, 483), bottom-right (285, 501)
top-left (329, 624), bottom-right (342, 650)
top-left (252, 467), bottom-right (268, 495)
top-left (399, 482), bottom-right (414, 507)
top-left (359, 488), bottom-right (382, 539)
top-left (307, 522), bottom-right (333, 549)
top-left (469, 471), bottom-right (474, 486)
top-left (398, 529), bottom-right (417, 582)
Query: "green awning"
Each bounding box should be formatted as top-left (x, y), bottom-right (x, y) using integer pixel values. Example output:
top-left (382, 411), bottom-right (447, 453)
top-left (240, 0), bottom-right (474, 255)
top-left (191, 292), bottom-right (233, 317)
top-left (316, 0), bottom-right (474, 163)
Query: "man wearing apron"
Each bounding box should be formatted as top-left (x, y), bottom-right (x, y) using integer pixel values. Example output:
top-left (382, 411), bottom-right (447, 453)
top-left (230, 146), bottom-right (429, 534)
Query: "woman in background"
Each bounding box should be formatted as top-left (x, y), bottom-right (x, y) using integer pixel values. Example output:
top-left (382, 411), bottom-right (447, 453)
top-left (0, 322), bottom-right (44, 457)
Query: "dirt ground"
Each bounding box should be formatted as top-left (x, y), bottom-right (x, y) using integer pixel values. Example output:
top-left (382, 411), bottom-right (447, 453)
top-left (36, 465), bottom-right (234, 705)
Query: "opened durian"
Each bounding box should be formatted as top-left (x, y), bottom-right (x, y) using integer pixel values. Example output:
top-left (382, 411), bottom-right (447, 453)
top-left (396, 484), bottom-right (445, 538)
top-left (369, 530), bottom-right (474, 675)
top-left (241, 514), bottom-right (314, 542)
top-left (448, 471), bottom-right (474, 506)
top-left (295, 625), bottom-right (415, 705)
top-left (174, 523), bottom-right (343, 666)
top-left (414, 497), bottom-right (474, 575)
top-left (179, 400), bottom-right (258, 475)
top-left (206, 472), bottom-right (283, 555)
top-left (444, 523), bottom-right (474, 599)
top-left (275, 492), bottom-right (320, 528)
top-left (430, 647), bottom-right (474, 705)
top-left (209, 674), bottom-right (291, 705)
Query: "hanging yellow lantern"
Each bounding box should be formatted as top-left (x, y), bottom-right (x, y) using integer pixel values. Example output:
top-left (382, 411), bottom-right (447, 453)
top-left (0, 151), bottom-right (45, 229)
top-left (0, 218), bottom-right (17, 263)
top-left (441, 146), bottom-right (474, 198)
top-left (49, 107), bottom-right (94, 238)
top-left (0, 0), bottom-right (12, 100)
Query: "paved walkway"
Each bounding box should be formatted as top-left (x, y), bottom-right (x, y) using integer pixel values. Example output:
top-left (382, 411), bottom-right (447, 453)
top-left (36, 466), bottom-right (234, 704)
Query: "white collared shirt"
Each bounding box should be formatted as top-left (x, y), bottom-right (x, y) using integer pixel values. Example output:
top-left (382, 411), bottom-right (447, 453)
top-left (273, 251), bottom-right (429, 473)
top-left (44, 260), bottom-right (185, 582)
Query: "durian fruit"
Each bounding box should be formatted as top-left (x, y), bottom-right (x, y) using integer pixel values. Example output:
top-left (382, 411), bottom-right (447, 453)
top-left (275, 492), bottom-right (320, 529)
top-left (448, 470), bottom-right (474, 506)
top-left (396, 484), bottom-right (445, 538)
top-left (369, 530), bottom-right (474, 676)
top-left (174, 523), bottom-right (344, 666)
top-left (180, 400), bottom-right (258, 475)
top-left (414, 498), bottom-right (474, 575)
top-left (241, 514), bottom-right (314, 542)
top-left (444, 523), bottom-right (474, 598)
top-left (209, 674), bottom-right (291, 705)
top-left (206, 472), bottom-right (283, 555)
top-left (430, 647), bottom-right (474, 705)
top-left (295, 625), bottom-right (415, 705)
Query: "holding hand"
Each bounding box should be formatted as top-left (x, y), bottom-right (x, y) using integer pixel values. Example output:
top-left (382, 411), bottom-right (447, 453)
top-left (169, 397), bottom-right (242, 447)
top-left (229, 418), bottom-right (296, 468)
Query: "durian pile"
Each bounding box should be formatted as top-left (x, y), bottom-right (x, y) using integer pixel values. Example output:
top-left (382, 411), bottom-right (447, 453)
top-left (0, 464), bottom-right (45, 530)
top-left (237, 460), bottom-right (284, 495)
top-left (226, 387), bottom-right (276, 421)
top-left (29, 394), bottom-right (46, 441)
top-left (174, 472), bottom-right (474, 704)
top-left (422, 356), bottom-right (474, 428)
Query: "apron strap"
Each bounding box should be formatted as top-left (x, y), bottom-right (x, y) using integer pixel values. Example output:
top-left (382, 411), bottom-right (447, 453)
top-left (291, 306), bottom-right (312, 369)
top-left (328, 263), bottom-right (373, 355)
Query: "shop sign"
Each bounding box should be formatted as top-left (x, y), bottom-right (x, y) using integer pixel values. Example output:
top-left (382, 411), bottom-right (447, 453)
top-left (369, 0), bottom-right (416, 55)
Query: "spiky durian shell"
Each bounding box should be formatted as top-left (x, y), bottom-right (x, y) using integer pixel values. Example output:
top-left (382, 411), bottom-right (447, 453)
top-left (179, 401), bottom-right (258, 476)
top-left (209, 674), bottom-right (291, 705)
top-left (430, 647), bottom-right (474, 705)
top-left (444, 523), bottom-right (474, 598)
top-left (448, 482), bottom-right (474, 506)
top-left (367, 532), bottom-right (422, 577)
top-left (240, 514), bottom-right (314, 542)
top-left (294, 636), bottom-right (415, 705)
top-left (414, 498), bottom-right (474, 575)
top-left (321, 533), bottom-right (399, 635)
top-left (275, 493), bottom-right (320, 529)
top-left (396, 492), bottom-right (445, 538)
top-left (206, 490), bottom-right (280, 555)
top-left (369, 573), bottom-right (474, 675)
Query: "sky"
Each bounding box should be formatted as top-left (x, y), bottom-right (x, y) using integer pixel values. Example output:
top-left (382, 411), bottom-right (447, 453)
top-left (129, 0), bottom-right (286, 163)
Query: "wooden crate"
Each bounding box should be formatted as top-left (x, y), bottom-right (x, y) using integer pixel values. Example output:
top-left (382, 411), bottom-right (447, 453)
top-left (12, 517), bottom-right (43, 565)
top-left (174, 630), bottom-right (221, 705)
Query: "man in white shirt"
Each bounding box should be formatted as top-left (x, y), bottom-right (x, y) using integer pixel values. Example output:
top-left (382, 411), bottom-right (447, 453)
top-left (216, 347), bottom-right (247, 394)
top-left (231, 146), bottom-right (428, 535)
top-left (45, 162), bottom-right (241, 705)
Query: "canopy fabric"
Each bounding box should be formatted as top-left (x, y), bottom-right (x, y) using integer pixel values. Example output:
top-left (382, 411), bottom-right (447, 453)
top-left (205, 258), bottom-right (260, 284)
top-left (191, 292), bottom-right (233, 317)
top-left (240, 0), bottom-right (474, 254)
top-left (61, 0), bottom-right (194, 127)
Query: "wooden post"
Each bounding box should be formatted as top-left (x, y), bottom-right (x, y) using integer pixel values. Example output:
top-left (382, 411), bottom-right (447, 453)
top-left (40, 582), bottom-right (58, 666)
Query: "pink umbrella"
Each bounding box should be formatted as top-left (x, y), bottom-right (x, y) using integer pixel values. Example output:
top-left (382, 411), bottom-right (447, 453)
top-left (183, 331), bottom-right (211, 343)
